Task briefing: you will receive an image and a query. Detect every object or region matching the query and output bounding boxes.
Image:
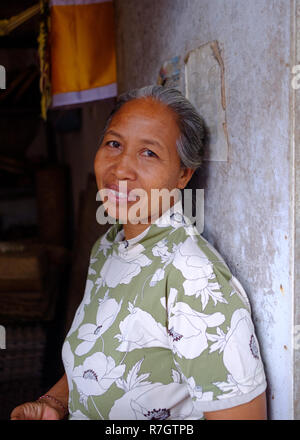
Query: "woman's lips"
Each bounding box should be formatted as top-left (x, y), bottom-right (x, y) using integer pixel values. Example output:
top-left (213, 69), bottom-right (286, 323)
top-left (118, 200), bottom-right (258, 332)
top-left (105, 185), bottom-right (138, 202)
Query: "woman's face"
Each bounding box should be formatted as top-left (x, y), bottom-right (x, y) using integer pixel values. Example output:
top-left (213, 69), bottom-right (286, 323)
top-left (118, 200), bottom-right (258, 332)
top-left (94, 97), bottom-right (194, 225)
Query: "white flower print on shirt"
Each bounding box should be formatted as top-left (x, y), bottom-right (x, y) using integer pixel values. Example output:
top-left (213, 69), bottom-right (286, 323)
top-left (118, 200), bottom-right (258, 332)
top-left (111, 359), bottom-right (193, 420)
top-left (62, 340), bottom-right (74, 394)
top-left (110, 361), bottom-right (156, 419)
top-left (129, 382), bottom-right (193, 420)
top-left (94, 231), bottom-right (118, 258)
top-left (185, 377), bottom-right (213, 403)
top-left (75, 292), bottom-right (123, 356)
top-left (209, 308), bottom-right (265, 395)
top-left (172, 237), bottom-right (228, 310)
top-left (149, 268), bottom-right (165, 286)
top-left (161, 288), bottom-right (225, 359)
top-left (111, 358), bottom-right (158, 419)
top-left (115, 301), bottom-right (170, 352)
top-left (152, 238), bottom-right (172, 263)
top-left (115, 358), bottom-right (151, 393)
top-left (155, 205), bottom-right (190, 231)
top-left (69, 409), bottom-right (90, 420)
top-left (95, 253), bottom-right (152, 290)
top-left (111, 383), bottom-right (193, 420)
top-left (88, 258), bottom-right (97, 276)
top-left (213, 374), bottom-right (242, 399)
top-left (73, 352), bottom-right (125, 408)
top-left (67, 279), bottom-right (94, 337)
top-left (172, 361), bottom-right (213, 403)
top-left (229, 276), bottom-right (251, 312)
top-left (150, 240), bottom-right (180, 287)
top-left (168, 302), bottom-right (225, 359)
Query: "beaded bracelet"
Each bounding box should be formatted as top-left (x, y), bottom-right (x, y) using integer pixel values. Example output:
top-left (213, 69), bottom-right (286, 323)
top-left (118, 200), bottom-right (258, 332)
top-left (38, 394), bottom-right (68, 416)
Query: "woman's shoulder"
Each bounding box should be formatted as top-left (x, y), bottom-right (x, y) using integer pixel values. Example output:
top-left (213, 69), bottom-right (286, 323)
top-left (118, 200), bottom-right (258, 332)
top-left (90, 223), bottom-right (118, 258)
top-left (166, 223), bottom-right (252, 312)
top-left (168, 221), bottom-right (230, 271)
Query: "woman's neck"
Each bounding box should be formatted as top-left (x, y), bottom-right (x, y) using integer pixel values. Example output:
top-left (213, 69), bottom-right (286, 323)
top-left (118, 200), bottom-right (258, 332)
top-left (121, 199), bottom-right (182, 240)
top-left (122, 221), bottom-right (151, 241)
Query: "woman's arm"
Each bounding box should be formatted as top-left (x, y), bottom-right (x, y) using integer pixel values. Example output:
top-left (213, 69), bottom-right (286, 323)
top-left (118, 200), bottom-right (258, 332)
top-left (38, 373), bottom-right (69, 414)
top-left (10, 373), bottom-right (69, 420)
top-left (204, 392), bottom-right (267, 420)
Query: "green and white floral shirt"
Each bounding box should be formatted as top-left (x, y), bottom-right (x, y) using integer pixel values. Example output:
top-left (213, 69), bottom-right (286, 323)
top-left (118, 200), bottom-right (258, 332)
top-left (62, 201), bottom-right (267, 420)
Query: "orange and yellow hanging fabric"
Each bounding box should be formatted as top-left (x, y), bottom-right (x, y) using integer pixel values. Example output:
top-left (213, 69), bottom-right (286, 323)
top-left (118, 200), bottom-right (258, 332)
top-left (50, 0), bottom-right (117, 108)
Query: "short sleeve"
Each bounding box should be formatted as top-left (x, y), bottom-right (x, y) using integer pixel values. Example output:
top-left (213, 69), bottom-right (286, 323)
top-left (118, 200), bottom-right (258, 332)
top-left (165, 237), bottom-right (267, 413)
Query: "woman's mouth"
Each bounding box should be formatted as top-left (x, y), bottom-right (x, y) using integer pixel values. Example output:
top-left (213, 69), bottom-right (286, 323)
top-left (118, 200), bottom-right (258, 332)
top-left (105, 187), bottom-right (138, 203)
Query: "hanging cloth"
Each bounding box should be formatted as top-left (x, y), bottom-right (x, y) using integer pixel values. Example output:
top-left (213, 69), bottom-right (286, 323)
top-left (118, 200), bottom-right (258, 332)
top-left (50, 0), bottom-right (117, 107)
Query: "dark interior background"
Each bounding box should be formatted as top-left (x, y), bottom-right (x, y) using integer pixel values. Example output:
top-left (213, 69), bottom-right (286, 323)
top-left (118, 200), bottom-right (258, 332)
top-left (0, 0), bottom-right (113, 419)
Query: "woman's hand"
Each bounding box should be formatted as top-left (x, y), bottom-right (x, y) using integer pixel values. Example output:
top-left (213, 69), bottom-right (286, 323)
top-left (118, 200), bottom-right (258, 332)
top-left (10, 374), bottom-right (69, 420)
top-left (10, 400), bottom-right (65, 420)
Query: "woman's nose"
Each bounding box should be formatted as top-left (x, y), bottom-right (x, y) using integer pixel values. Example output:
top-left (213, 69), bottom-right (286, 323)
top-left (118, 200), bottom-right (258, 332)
top-left (111, 153), bottom-right (137, 180)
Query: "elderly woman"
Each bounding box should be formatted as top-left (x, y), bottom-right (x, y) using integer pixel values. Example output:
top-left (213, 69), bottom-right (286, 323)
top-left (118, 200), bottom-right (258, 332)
top-left (11, 86), bottom-right (267, 420)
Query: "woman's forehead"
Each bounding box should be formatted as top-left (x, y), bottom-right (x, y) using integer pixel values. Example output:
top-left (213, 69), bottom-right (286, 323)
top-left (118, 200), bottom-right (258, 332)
top-left (109, 97), bottom-right (179, 130)
top-left (104, 98), bottom-right (181, 152)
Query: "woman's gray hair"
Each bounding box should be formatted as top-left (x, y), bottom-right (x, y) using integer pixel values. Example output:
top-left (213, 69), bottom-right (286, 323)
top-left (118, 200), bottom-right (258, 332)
top-left (99, 85), bottom-right (206, 170)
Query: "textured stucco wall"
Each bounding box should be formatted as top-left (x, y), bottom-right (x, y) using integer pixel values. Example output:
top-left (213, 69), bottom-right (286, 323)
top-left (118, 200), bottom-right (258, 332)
top-left (294, 0), bottom-right (300, 420)
top-left (114, 0), bottom-right (294, 419)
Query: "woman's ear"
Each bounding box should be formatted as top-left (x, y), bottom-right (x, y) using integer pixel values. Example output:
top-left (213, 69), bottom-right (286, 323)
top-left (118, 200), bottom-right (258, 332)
top-left (178, 167), bottom-right (195, 189)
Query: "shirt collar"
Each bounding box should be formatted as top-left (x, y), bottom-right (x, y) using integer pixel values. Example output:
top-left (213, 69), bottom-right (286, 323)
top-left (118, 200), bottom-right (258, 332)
top-left (105, 200), bottom-right (191, 258)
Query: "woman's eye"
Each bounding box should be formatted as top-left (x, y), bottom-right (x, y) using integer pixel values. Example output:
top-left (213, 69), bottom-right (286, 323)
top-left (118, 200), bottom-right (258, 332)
top-left (106, 140), bottom-right (120, 148)
top-left (143, 149), bottom-right (158, 158)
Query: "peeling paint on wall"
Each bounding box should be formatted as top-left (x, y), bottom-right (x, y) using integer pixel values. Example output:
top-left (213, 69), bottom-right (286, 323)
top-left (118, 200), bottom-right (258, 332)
top-left (184, 41), bottom-right (229, 162)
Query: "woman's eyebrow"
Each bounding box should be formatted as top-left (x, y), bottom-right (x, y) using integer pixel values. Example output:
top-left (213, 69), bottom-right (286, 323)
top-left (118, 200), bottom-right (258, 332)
top-left (105, 129), bottom-right (124, 139)
top-left (139, 138), bottom-right (164, 149)
top-left (105, 130), bottom-right (164, 149)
